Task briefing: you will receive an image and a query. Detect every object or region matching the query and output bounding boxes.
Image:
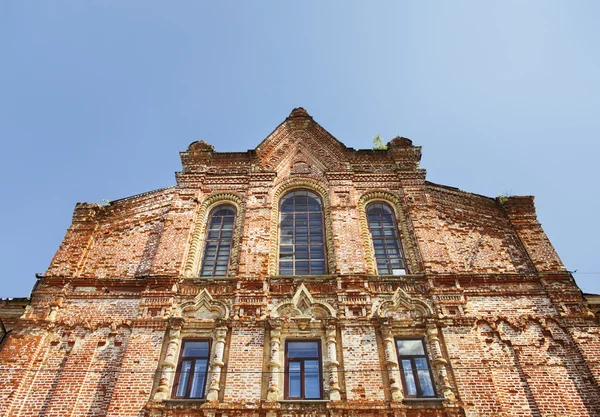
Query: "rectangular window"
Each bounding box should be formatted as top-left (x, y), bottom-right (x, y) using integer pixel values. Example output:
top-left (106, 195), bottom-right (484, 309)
top-left (285, 340), bottom-right (322, 399)
top-left (173, 339), bottom-right (211, 399)
top-left (395, 338), bottom-right (435, 398)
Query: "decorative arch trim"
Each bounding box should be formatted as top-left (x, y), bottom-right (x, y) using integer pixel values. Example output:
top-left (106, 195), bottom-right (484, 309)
top-left (183, 193), bottom-right (245, 278)
top-left (271, 283), bottom-right (337, 320)
top-left (377, 287), bottom-right (433, 320)
top-left (357, 190), bottom-right (423, 275)
top-left (176, 289), bottom-right (229, 321)
top-left (268, 178), bottom-right (336, 275)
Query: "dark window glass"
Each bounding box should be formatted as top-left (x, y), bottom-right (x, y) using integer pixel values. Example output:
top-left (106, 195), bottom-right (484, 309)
top-left (396, 339), bottom-right (435, 398)
top-left (279, 191), bottom-right (327, 275)
top-left (285, 340), bottom-right (322, 399)
top-left (173, 340), bottom-right (211, 399)
top-left (367, 203), bottom-right (406, 275)
top-left (200, 205), bottom-right (236, 277)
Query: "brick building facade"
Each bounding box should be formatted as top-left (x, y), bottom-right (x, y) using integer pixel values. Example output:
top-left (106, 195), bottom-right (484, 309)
top-left (1, 108), bottom-right (599, 417)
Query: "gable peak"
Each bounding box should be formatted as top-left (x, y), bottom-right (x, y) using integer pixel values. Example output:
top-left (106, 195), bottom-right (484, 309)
top-left (288, 107), bottom-right (312, 119)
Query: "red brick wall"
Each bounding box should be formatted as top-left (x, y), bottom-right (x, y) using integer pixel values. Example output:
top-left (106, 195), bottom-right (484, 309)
top-left (2, 109), bottom-right (598, 417)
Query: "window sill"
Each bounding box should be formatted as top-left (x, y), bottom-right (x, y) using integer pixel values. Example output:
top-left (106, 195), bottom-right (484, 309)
top-left (278, 399), bottom-right (330, 403)
top-left (188, 277), bottom-right (236, 281)
top-left (402, 397), bottom-right (445, 403)
top-left (270, 275), bottom-right (334, 280)
top-left (369, 273), bottom-right (426, 279)
top-left (164, 399), bottom-right (207, 404)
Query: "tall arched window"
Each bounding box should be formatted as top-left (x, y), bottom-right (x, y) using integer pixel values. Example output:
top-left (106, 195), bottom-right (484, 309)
top-left (367, 202), bottom-right (406, 275)
top-left (199, 205), bottom-right (236, 277)
top-left (279, 190), bottom-right (327, 275)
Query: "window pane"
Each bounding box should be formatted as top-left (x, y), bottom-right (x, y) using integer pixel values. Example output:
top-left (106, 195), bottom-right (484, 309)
top-left (288, 341), bottom-right (319, 358)
top-left (310, 245), bottom-right (324, 256)
top-left (401, 359), bottom-right (417, 396)
top-left (295, 235), bottom-right (308, 243)
top-left (396, 340), bottom-right (425, 355)
top-left (183, 341), bottom-right (210, 357)
top-left (296, 251), bottom-right (309, 260)
top-left (176, 360), bottom-right (192, 397)
top-left (304, 360), bottom-right (321, 399)
top-left (310, 262), bottom-right (326, 274)
top-left (390, 260), bottom-right (403, 269)
top-left (415, 358), bottom-right (435, 396)
top-left (281, 203), bottom-right (295, 212)
top-left (308, 203), bottom-right (321, 212)
top-left (309, 218), bottom-right (322, 226)
top-left (310, 261), bottom-right (323, 269)
top-left (288, 362), bottom-right (301, 397)
top-left (296, 262), bottom-right (309, 275)
top-left (189, 359), bottom-right (208, 398)
top-left (215, 207), bottom-right (234, 216)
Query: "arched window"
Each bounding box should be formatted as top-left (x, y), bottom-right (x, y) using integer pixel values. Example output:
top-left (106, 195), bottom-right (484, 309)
top-left (279, 190), bottom-right (327, 275)
top-left (367, 202), bottom-right (406, 275)
top-left (199, 205), bottom-right (236, 277)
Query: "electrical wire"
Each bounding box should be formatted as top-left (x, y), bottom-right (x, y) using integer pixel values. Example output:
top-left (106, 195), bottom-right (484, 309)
top-left (1, 363), bottom-right (596, 374)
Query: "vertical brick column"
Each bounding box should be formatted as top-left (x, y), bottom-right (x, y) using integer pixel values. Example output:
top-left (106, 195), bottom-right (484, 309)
top-left (380, 326), bottom-right (404, 401)
top-left (325, 324), bottom-right (341, 401)
top-left (426, 323), bottom-right (456, 402)
top-left (266, 325), bottom-right (282, 401)
top-left (153, 327), bottom-right (181, 401)
top-left (206, 326), bottom-right (228, 401)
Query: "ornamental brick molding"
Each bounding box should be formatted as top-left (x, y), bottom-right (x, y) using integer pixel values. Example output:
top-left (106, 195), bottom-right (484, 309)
top-left (177, 288), bottom-right (229, 321)
top-left (270, 283), bottom-right (337, 322)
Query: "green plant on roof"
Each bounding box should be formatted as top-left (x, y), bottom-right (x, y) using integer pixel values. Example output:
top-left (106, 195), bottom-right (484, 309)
top-left (372, 134), bottom-right (387, 150)
top-left (497, 194), bottom-right (509, 205)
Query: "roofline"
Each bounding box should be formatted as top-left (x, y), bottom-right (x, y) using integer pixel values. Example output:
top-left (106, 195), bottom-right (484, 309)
top-left (425, 180), bottom-right (533, 202)
top-left (255, 108), bottom-right (349, 153)
top-left (106, 186), bottom-right (176, 205)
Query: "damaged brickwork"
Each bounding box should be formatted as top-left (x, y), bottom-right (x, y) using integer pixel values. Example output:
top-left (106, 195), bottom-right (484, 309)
top-left (1, 108), bottom-right (599, 417)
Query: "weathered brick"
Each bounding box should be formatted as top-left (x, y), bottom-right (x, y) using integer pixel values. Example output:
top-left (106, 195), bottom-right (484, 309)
top-left (1, 108), bottom-right (598, 417)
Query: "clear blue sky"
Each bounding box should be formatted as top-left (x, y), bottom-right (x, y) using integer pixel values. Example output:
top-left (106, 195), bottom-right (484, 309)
top-left (1, 1), bottom-right (598, 298)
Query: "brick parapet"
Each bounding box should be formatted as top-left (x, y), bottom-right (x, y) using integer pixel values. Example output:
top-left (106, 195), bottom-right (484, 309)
top-left (502, 195), bottom-right (566, 272)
